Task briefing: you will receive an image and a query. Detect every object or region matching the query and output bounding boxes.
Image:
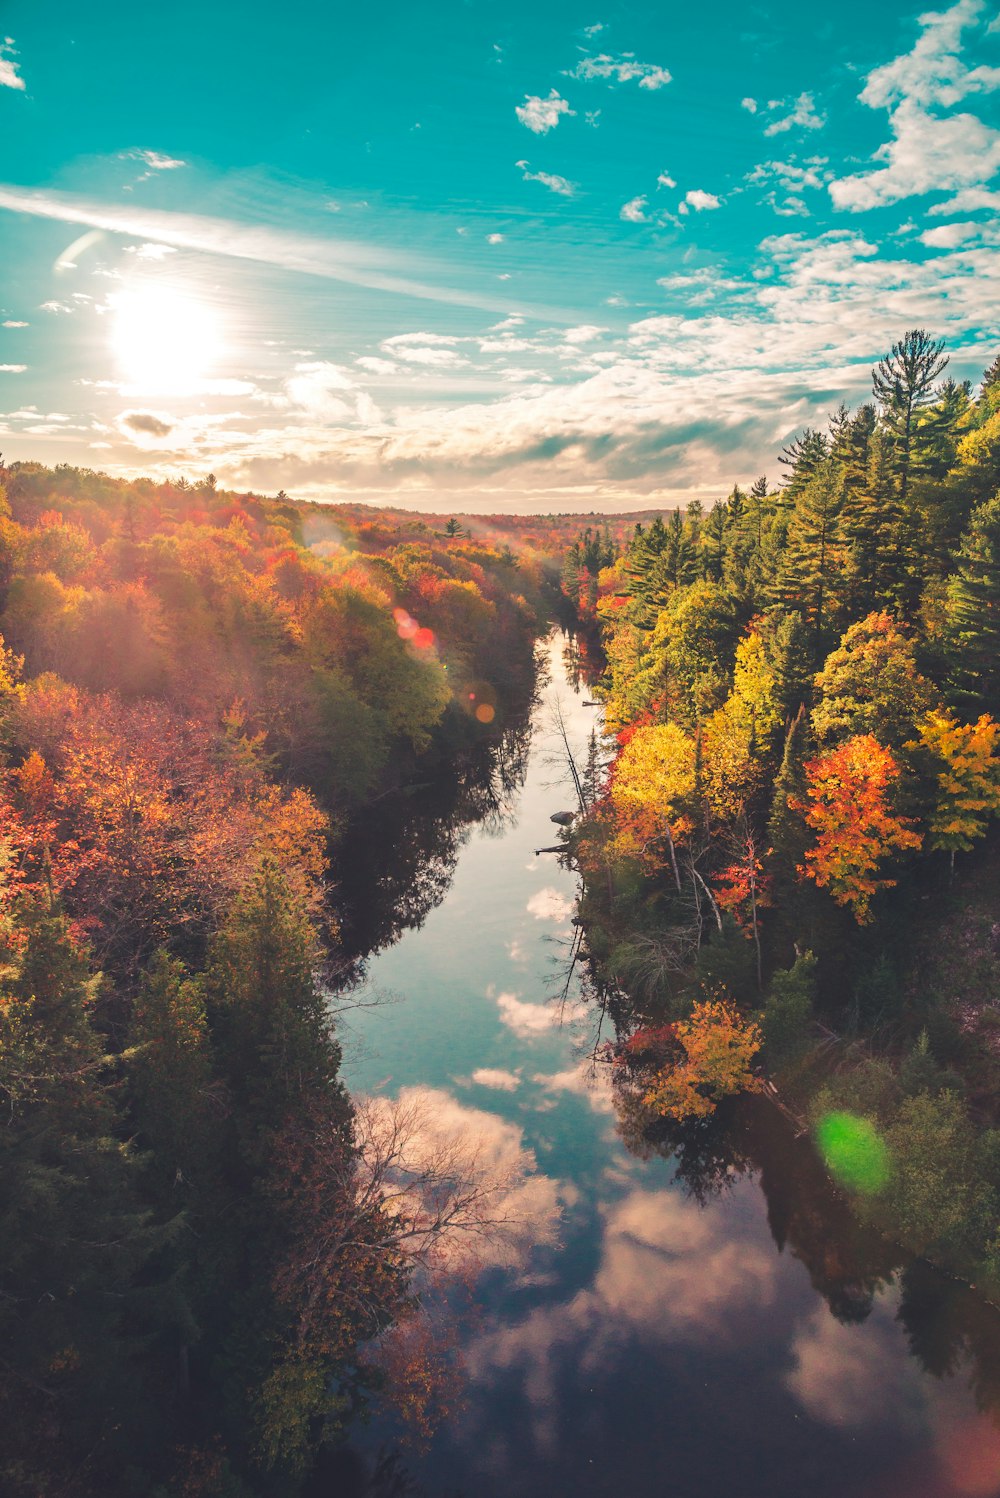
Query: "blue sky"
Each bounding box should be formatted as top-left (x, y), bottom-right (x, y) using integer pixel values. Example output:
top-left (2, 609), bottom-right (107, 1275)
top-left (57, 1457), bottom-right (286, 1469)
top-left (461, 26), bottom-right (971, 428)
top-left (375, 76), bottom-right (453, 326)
top-left (1, 0), bottom-right (1000, 511)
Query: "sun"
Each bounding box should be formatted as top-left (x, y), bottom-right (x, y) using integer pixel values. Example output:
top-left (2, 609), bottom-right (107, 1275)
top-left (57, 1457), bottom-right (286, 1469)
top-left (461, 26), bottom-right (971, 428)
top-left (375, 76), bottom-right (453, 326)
top-left (110, 283), bottom-right (223, 396)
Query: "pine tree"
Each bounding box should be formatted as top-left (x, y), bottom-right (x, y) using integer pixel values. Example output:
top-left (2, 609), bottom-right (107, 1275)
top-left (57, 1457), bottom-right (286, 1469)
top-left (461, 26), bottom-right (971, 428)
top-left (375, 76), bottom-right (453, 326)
top-left (779, 428), bottom-right (829, 499)
top-left (871, 329), bottom-right (948, 506)
top-left (840, 427), bottom-right (908, 614)
top-left (946, 493), bottom-right (1000, 710)
top-left (773, 460), bottom-right (845, 658)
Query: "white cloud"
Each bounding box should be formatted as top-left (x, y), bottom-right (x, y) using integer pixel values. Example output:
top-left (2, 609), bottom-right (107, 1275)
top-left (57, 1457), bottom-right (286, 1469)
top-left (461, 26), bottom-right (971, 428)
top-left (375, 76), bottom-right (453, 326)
top-left (657, 170), bottom-right (677, 188)
top-left (496, 991), bottom-right (585, 1036)
top-left (2, 319), bottom-right (27, 328)
top-left (516, 161), bottom-right (577, 196)
top-left (563, 324), bottom-right (606, 343)
top-left (526, 886), bottom-right (575, 921)
top-left (123, 148), bottom-right (187, 171)
top-left (861, 0), bottom-right (1000, 110)
top-left (470, 1067), bottom-right (522, 1091)
top-left (358, 1086), bottom-right (562, 1273)
top-left (532, 1059), bottom-right (614, 1112)
top-left (285, 360), bottom-right (355, 417)
top-left (583, 22), bottom-right (606, 36)
top-left (832, 98), bottom-right (1000, 210)
top-left (356, 355), bottom-right (398, 375)
top-left (786, 1301), bottom-right (926, 1430)
top-left (763, 92), bottom-right (825, 136)
top-left (516, 89), bottom-right (575, 134)
top-left (620, 195), bottom-right (648, 222)
top-left (0, 37), bottom-right (25, 91)
top-left (829, 0), bottom-right (1000, 211)
top-left (570, 52), bottom-right (671, 90)
top-left (487, 232), bottom-right (504, 243)
top-left (749, 158), bottom-right (828, 215)
top-left (123, 242), bottom-right (178, 260)
top-left (684, 188), bottom-right (721, 211)
top-left (741, 96), bottom-right (758, 114)
top-left (0, 364), bottom-right (26, 373)
top-left (929, 184), bottom-right (1000, 213)
top-left (921, 218), bottom-right (987, 247)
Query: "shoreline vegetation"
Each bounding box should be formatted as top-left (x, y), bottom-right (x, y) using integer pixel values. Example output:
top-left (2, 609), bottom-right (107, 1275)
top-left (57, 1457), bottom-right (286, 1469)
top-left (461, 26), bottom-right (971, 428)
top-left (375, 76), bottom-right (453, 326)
top-left (0, 461), bottom-right (593, 1496)
top-left (3, 320), bottom-right (1000, 1492)
top-left (557, 330), bottom-right (1000, 1307)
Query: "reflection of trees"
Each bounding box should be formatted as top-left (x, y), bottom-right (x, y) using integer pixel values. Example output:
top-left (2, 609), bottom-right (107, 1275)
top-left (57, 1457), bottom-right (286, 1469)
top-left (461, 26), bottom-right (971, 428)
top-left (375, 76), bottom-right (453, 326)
top-left (897, 1260), bottom-right (1000, 1420)
top-left (333, 710), bottom-right (533, 963)
top-left (560, 627), bottom-right (606, 693)
top-left (614, 1089), bottom-right (900, 1321)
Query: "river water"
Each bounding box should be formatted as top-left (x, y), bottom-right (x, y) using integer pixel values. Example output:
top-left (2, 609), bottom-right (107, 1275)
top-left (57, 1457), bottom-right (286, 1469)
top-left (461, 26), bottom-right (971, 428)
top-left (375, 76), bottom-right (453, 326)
top-left (332, 630), bottom-right (1000, 1498)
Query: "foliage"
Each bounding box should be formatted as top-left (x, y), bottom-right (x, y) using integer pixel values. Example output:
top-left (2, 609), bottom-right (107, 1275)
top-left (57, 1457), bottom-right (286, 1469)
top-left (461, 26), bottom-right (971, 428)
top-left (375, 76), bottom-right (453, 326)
top-left (914, 707), bottom-right (1000, 857)
top-left (797, 734), bottom-right (922, 922)
top-left (641, 997), bottom-right (764, 1120)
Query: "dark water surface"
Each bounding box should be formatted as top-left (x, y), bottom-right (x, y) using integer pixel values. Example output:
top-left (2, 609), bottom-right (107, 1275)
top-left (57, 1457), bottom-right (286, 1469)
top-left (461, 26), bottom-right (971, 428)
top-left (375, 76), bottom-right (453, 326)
top-left (331, 632), bottom-right (1000, 1498)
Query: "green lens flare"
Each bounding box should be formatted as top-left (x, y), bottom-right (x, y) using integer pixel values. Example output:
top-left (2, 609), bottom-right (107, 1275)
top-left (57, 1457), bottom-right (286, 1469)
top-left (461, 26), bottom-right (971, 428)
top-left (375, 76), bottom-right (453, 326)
top-left (816, 1111), bottom-right (891, 1195)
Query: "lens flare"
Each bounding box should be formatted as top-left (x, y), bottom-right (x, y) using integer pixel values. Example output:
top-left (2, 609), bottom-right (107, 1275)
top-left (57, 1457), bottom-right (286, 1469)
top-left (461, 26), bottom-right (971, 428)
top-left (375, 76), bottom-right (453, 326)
top-left (816, 1111), bottom-right (891, 1194)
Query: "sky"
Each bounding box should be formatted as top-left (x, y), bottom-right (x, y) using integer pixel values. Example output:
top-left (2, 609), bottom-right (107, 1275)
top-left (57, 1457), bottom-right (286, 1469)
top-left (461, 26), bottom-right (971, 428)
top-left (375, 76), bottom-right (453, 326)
top-left (1, 0), bottom-right (1000, 513)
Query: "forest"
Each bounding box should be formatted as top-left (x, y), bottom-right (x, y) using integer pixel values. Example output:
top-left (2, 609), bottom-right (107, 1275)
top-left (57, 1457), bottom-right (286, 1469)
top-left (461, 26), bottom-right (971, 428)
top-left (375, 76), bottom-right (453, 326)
top-left (559, 330), bottom-right (1000, 1302)
top-left (6, 326), bottom-right (1000, 1495)
top-left (0, 461), bottom-right (562, 1496)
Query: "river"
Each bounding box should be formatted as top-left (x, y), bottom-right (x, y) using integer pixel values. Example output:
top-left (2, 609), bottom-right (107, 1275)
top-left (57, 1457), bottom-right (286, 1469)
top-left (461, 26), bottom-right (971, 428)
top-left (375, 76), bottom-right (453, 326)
top-left (330, 630), bottom-right (1000, 1498)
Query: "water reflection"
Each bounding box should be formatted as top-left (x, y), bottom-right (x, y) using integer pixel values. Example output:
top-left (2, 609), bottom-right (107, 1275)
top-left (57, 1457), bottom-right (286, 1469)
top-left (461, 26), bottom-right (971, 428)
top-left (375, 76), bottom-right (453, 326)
top-left (335, 633), bottom-right (1000, 1498)
top-left (335, 704), bottom-right (535, 963)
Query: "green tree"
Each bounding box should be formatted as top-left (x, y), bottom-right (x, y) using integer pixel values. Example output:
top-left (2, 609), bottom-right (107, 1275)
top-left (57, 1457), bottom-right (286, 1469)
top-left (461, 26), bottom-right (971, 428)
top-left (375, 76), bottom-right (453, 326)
top-left (946, 493), bottom-right (1000, 710)
top-left (871, 329), bottom-right (948, 506)
top-left (811, 612), bottom-right (937, 749)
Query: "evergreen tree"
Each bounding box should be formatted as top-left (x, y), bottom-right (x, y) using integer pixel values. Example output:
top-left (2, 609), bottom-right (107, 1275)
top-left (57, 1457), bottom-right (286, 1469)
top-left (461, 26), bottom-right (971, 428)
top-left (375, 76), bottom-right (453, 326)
top-left (871, 329), bottom-right (948, 505)
top-left (779, 428), bottom-right (829, 498)
top-left (772, 460), bottom-right (845, 658)
top-left (840, 427), bottom-right (908, 614)
top-left (946, 493), bottom-right (1000, 710)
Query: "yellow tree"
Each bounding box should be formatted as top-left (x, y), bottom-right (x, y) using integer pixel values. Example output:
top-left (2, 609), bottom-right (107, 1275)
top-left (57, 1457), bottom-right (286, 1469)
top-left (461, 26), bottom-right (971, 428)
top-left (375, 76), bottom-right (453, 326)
top-left (700, 627), bottom-right (780, 822)
top-left (643, 997), bottom-right (764, 1120)
top-left (915, 708), bottom-right (1000, 874)
top-left (608, 723), bottom-right (696, 888)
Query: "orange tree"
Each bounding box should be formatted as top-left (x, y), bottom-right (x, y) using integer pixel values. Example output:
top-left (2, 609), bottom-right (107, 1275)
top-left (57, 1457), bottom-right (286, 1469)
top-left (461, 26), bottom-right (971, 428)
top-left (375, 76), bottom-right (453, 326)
top-left (796, 733), bottom-right (922, 923)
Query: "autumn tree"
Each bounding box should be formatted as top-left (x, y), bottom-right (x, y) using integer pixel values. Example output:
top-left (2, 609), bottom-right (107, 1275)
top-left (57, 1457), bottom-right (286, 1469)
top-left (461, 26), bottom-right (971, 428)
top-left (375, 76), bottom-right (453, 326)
top-left (811, 612), bottom-right (937, 750)
top-left (797, 734), bottom-right (922, 923)
top-left (913, 708), bottom-right (1000, 873)
top-left (641, 996), bottom-right (764, 1120)
top-left (608, 723), bottom-right (696, 886)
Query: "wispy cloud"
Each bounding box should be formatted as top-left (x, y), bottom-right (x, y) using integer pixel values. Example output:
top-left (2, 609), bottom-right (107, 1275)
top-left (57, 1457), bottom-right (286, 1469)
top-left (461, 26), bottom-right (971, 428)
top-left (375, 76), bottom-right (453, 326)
top-left (0, 37), bottom-right (25, 92)
top-left (0, 184), bottom-right (545, 315)
top-left (516, 161), bottom-right (577, 196)
top-left (515, 89), bottom-right (575, 133)
top-left (0, 364), bottom-right (27, 373)
top-left (763, 92), bottom-right (825, 136)
top-left (569, 52), bottom-right (671, 90)
top-left (123, 149), bottom-right (187, 172)
top-left (2, 319), bottom-right (27, 328)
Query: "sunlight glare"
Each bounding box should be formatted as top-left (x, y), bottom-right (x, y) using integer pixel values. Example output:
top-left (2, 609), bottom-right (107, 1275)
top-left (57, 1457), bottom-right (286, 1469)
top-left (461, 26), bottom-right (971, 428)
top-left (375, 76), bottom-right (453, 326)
top-left (110, 284), bottom-right (223, 396)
